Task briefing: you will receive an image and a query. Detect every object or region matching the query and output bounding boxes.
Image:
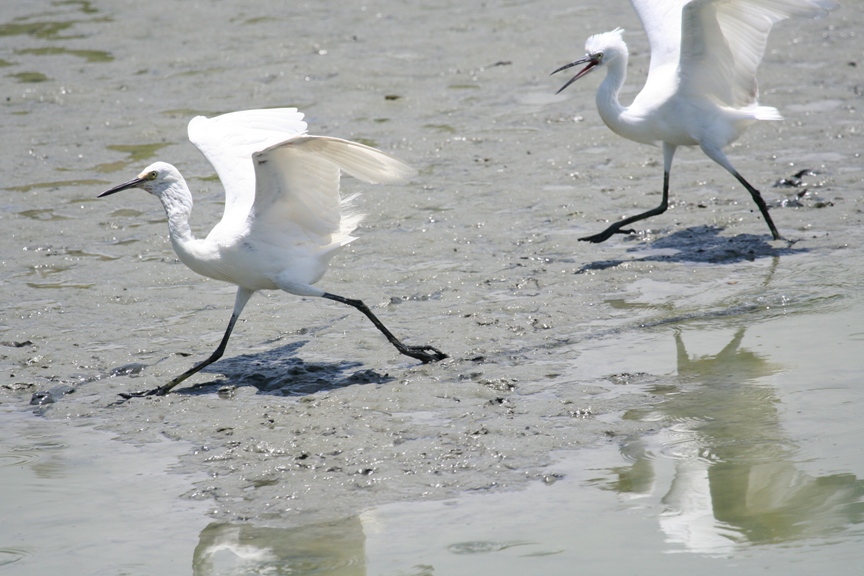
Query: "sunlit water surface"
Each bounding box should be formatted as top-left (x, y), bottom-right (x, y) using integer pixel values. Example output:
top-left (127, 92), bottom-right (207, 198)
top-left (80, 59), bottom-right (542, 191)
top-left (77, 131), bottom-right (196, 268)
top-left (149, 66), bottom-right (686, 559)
top-left (0, 408), bottom-right (209, 574)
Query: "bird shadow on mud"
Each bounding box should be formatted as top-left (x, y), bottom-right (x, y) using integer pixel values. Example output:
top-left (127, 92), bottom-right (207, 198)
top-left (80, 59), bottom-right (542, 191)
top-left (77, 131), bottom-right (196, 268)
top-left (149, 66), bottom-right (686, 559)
top-left (576, 225), bottom-right (808, 273)
top-left (177, 340), bottom-right (394, 397)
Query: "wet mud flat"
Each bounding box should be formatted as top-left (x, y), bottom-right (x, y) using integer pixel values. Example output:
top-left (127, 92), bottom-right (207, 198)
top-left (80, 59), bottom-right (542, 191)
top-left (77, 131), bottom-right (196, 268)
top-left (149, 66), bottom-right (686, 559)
top-left (1, 0), bottom-right (862, 540)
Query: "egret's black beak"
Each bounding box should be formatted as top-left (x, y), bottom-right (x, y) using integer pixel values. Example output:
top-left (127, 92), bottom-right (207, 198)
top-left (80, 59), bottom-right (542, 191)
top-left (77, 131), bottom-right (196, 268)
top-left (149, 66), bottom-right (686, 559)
top-left (98, 176), bottom-right (146, 198)
top-left (552, 55), bottom-right (600, 94)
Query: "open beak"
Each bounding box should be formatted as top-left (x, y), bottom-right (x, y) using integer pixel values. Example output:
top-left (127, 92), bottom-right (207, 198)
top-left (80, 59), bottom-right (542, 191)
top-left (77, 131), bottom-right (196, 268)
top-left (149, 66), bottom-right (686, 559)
top-left (551, 55), bottom-right (600, 94)
top-left (98, 176), bottom-right (146, 198)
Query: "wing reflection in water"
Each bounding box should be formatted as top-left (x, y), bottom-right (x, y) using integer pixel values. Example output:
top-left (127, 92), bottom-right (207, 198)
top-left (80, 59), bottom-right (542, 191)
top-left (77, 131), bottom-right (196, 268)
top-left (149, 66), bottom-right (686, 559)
top-left (192, 517), bottom-right (366, 576)
top-left (606, 327), bottom-right (864, 555)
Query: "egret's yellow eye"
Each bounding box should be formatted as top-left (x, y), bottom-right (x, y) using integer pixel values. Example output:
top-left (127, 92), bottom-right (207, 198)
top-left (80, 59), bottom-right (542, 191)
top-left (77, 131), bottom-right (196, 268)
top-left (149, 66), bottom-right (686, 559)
top-left (146, 171), bottom-right (158, 180)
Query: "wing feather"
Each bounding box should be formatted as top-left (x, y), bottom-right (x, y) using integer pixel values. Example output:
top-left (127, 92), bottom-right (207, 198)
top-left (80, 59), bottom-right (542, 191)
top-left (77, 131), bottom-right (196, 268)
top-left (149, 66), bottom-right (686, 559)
top-left (249, 136), bottom-right (416, 252)
top-left (275, 136), bottom-right (418, 184)
top-left (187, 108), bottom-right (308, 232)
top-left (679, 0), bottom-right (836, 108)
top-left (630, 0), bottom-right (689, 74)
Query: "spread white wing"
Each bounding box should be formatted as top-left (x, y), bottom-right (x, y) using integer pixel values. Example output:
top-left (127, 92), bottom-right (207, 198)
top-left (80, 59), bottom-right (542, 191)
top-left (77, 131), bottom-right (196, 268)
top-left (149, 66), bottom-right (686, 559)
top-left (631, 0), bottom-right (835, 110)
top-left (187, 108), bottom-right (308, 235)
top-left (248, 136), bottom-right (417, 253)
top-left (630, 0), bottom-right (689, 76)
top-left (677, 0), bottom-right (836, 108)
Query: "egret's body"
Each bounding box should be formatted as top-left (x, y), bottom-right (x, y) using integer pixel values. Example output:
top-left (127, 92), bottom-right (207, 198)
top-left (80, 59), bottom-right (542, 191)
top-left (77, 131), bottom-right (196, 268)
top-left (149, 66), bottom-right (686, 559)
top-left (100, 108), bottom-right (446, 397)
top-left (553, 0), bottom-right (835, 243)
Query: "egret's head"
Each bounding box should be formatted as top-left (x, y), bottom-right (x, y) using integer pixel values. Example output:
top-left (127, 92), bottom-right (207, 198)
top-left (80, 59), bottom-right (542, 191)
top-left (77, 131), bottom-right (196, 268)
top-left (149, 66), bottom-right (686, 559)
top-left (552, 28), bottom-right (626, 94)
top-left (98, 162), bottom-right (182, 198)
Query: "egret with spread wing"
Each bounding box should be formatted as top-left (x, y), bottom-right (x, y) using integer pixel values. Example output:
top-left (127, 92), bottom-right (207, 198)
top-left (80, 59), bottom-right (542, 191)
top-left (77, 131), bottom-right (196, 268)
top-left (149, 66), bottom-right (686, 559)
top-left (552, 0), bottom-right (836, 243)
top-left (99, 108), bottom-right (446, 397)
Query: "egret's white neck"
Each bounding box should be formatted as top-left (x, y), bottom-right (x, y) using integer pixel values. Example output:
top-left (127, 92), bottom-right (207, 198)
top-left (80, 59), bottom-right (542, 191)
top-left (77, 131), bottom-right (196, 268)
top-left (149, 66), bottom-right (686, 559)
top-left (155, 181), bottom-right (196, 248)
top-left (595, 56), bottom-right (629, 137)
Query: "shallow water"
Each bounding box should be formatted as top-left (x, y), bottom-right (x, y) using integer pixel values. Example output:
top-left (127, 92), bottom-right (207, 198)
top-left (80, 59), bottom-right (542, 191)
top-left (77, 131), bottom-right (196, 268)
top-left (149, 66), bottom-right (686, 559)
top-left (2, 0), bottom-right (862, 574)
top-left (0, 407), bottom-right (209, 574)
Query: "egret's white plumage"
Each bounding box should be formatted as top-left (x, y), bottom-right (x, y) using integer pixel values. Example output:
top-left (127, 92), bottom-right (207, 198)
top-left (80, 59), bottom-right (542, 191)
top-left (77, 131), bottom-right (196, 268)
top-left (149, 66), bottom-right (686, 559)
top-left (100, 108), bottom-right (446, 397)
top-left (553, 0), bottom-right (836, 243)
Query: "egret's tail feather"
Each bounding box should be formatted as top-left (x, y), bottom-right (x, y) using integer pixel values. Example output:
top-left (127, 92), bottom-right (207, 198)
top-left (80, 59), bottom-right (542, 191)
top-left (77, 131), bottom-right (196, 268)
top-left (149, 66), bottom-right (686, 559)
top-left (338, 192), bottom-right (364, 244)
top-left (753, 105), bottom-right (782, 121)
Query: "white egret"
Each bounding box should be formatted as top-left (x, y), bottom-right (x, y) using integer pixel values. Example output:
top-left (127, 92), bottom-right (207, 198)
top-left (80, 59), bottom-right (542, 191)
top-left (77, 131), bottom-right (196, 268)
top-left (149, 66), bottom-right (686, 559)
top-left (99, 108), bottom-right (447, 397)
top-left (552, 0), bottom-right (836, 243)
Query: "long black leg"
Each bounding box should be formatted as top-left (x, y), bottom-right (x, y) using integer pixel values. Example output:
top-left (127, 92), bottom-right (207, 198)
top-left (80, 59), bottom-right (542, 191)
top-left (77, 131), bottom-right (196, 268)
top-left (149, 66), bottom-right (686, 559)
top-left (580, 142), bottom-right (677, 244)
top-left (579, 171), bottom-right (671, 243)
top-left (119, 287), bottom-right (253, 399)
top-left (730, 170), bottom-right (783, 241)
top-left (119, 312), bottom-right (240, 398)
top-left (322, 293), bottom-right (447, 363)
top-left (701, 142), bottom-right (784, 241)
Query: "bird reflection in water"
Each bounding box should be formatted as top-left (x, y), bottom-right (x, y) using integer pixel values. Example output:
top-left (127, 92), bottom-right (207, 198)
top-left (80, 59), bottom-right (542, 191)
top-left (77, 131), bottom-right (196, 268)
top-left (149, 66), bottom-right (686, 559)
top-left (604, 327), bottom-right (864, 553)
